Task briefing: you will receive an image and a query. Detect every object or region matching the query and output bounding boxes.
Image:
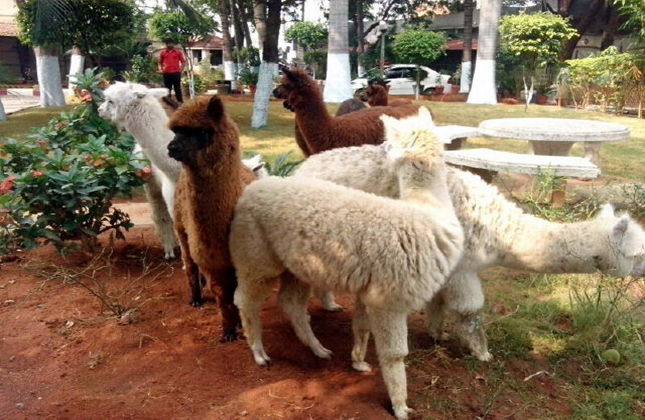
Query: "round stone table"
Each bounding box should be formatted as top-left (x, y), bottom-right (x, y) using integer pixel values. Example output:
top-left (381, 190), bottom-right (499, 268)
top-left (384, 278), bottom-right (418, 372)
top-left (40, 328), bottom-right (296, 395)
top-left (478, 118), bottom-right (630, 167)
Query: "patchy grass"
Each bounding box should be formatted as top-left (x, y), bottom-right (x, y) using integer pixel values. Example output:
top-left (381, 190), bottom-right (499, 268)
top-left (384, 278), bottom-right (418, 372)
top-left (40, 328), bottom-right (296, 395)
top-left (0, 106), bottom-right (73, 140)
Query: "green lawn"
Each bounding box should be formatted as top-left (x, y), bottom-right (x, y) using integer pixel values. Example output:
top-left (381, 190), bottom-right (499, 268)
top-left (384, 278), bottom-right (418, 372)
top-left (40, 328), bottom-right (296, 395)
top-left (2, 100), bottom-right (643, 182)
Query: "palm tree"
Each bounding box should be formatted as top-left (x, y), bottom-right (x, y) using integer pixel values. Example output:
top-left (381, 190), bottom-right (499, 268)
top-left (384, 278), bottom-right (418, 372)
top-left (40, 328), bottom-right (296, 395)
top-left (467, 0), bottom-right (502, 104)
top-left (324, 0), bottom-right (352, 103)
top-left (459, 0), bottom-right (474, 93)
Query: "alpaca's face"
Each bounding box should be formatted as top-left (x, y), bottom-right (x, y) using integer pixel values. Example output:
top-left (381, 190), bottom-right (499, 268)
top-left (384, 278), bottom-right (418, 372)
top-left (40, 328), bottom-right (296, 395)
top-left (98, 83), bottom-right (149, 124)
top-left (167, 127), bottom-right (213, 163)
top-left (595, 205), bottom-right (645, 277)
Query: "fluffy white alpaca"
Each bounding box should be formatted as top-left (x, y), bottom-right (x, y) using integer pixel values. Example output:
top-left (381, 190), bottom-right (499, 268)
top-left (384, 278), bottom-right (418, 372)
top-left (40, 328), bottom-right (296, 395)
top-left (295, 142), bottom-right (645, 362)
top-left (231, 108), bottom-right (464, 419)
top-left (98, 82), bottom-right (264, 259)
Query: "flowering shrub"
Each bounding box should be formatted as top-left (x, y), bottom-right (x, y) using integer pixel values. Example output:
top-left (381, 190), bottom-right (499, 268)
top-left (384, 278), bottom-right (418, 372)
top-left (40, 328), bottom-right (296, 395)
top-left (0, 69), bottom-right (148, 253)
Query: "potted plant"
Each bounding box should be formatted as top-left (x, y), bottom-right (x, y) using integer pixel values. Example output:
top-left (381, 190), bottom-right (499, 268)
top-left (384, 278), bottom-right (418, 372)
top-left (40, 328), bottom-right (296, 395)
top-left (434, 74), bottom-right (445, 95)
top-left (237, 67), bottom-right (259, 95)
top-left (32, 84), bottom-right (40, 97)
top-left (0, 85), bottom-right (7, 96)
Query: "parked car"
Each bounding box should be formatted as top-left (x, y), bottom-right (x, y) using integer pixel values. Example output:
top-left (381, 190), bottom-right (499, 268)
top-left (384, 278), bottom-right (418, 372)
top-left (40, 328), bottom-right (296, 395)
top-left (351, 64), bottom-right (450, 96)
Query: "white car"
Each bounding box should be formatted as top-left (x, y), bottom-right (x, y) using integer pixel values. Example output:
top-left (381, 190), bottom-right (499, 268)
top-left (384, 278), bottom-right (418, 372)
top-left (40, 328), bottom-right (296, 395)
top-left (351, 64), bottom-right (450, 96)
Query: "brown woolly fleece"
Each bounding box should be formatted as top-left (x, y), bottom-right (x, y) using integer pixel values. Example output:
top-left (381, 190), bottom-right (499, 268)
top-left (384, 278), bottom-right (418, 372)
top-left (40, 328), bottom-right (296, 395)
top-left (169, 95), bottom-right (255, 342)
top-left (362, 85), bottom-right (413, 108)
top-left (335, 98), bottom-right (367, 116)
top-left (276, 68), bottom-right (421, 156)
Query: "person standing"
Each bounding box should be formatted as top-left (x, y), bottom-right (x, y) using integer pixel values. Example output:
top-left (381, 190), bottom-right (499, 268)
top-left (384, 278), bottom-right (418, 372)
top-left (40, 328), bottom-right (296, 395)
top-left (159, 40), bottom-right (186, 103)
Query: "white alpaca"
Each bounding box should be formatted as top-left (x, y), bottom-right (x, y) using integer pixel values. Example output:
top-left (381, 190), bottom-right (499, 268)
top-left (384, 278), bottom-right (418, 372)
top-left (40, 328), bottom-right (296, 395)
top-left (295, 142), bottom-right (645, 362)
top-left (231, 108), bottom-right (464, 419)
top-left (98, 82), bottom-right (264, 259)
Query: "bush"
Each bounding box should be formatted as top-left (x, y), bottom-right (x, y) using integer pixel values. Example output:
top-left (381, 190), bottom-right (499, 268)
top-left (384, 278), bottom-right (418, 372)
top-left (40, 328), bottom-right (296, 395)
top-left (197, 60), bottom-right (225, 88)
top-left (0, 69), bottom-right (149, 254)
top-left (237, 67), bottom-right (259, 87)
top-left (123, 55), bottom-right (161, 85)
top-left (181, 73), bottom-right (207, 96)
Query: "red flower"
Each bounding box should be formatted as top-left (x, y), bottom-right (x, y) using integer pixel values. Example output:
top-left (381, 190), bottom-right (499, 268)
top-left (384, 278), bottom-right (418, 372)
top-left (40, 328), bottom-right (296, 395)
top-left (30, 170), bottom-right (44, 178)
top-left (0, 176), bottom-right (16, 195)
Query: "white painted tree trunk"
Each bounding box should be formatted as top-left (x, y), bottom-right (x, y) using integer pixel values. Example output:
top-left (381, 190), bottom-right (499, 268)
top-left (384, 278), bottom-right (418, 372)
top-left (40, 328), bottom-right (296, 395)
top-left (460, 61), bottom-right (472, 93)
top-left (224, 61), bottom-right (235, 81)
top-left (324, 0), bottom-right (352, 103)
top-left (0, 99), bottom-right (6, 121)
top-left (35, 47), bottom-right (65, 107)
top-left (467, 0), bottom-right (502, 105)
top-left (68, 47), bottom-right (85, 89)
top-left (251, 61), bottom-right (278, 128)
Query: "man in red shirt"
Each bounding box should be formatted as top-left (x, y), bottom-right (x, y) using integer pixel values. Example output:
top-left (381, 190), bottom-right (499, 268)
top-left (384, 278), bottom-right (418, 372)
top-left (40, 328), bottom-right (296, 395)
top-left (158, 40), bottom-right (186, 103)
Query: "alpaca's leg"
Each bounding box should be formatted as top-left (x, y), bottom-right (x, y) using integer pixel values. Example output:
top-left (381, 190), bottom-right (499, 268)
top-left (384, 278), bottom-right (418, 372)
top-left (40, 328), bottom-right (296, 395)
top-left (279, 272), bottom-right (333, 359)
top-left (424, 291), bottom-right (449, 341)
top-left (294, 122), bottom-right (312, 157)
top-left (367, 307), bottom-right (412, 420)
top-left (205, 268), bottom-right (241, 342)
top-left (315, 289), bottom-right (342, 312)
top-left (445, 270), bottom-right (491, 362)
top-left (144, 170), bottom-right (178, 260)
top-left (176, 226), bottom-right (202, 307)
top-left (351, 297), bottom-right (372, 372)
top-left (234, 272), bottom-right (276, 365)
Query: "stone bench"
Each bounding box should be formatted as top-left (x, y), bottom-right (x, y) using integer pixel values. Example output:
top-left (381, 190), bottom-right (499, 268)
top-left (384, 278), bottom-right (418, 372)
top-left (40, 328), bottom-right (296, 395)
top-left (434, 125), bottom-right (479, 150)
top-left (444, 148), bottom-right (601, 205)
top-left (445, 148), bottom-right (601, 179)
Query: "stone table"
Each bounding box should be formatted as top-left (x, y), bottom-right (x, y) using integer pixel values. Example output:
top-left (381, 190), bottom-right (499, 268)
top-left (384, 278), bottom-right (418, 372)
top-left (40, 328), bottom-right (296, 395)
top-left (478, 118), bottom-right (630, 167)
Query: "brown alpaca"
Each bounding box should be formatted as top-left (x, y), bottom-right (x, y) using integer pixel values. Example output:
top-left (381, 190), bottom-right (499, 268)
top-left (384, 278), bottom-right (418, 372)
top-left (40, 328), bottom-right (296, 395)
top-left (335, 98), bottom-right (367, 116)
top-left (361, 84), bottom-right (413, 107)
top-left (275, 68), bottom-right (421, 156)
top-left (168, 95), bottom-right (255, 342)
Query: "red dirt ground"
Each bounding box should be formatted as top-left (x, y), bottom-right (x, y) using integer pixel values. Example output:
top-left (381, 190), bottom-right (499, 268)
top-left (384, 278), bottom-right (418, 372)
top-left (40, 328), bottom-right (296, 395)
top-left (1, 222), bottom-right (574, 420)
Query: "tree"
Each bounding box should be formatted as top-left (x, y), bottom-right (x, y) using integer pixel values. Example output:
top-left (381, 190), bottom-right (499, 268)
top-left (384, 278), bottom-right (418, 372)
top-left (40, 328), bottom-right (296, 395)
top-left (250, 0), bottom-right (282, 128)
top-left (615, 0), bottom-right (645, 44)
top-left (460, 0), bottom-right (474, 93)
top-left (499, 12), bottom-right (577, 108)
top-left (149, 9), bottom-right (216, 99)
top-left (392, 28), bottom-right (447, 99)
top-left (324, 0), bottom-right (352, 103)
top-left (467, 0), bottom-right (502, 105)
top-left (0, 64), bottom-right (10, 121)
top-left (285, 22), bottom-right (328, 51)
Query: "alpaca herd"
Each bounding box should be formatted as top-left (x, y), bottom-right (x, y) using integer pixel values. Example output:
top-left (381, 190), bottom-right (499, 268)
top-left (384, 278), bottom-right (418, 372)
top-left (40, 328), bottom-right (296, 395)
top-left (97, 70), bottom-right (645, 419)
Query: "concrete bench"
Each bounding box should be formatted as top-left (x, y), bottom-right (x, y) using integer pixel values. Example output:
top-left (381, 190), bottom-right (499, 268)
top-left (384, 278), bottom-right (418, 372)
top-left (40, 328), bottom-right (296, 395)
top-left (444, 148), bottom-right (601, 179)
top-left (433, 125), bottom-right (479, 150)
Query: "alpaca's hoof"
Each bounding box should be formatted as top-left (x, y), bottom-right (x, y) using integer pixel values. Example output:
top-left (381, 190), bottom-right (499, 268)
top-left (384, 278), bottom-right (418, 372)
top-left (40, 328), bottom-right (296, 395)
top-left (475, 351), bottom-right (493, 362)
top-left (163, 250), bottom-right (176, 260)
top-left (393, 405), bottom-right (413, 420)
top-left (322, 301), bottom-right (343, 312)
top-left (219, 330), bottom-right (239, 343)
top-left (429, 330), bottom-right (450, 342)
top-left (253, 351), bottom-right (272, 366)
top-left (352, 361), bottom-right (372, 372)
top-left (190, 299), bottom-right (203, 307)
top-left (313, 345), bottom-right (333, 360)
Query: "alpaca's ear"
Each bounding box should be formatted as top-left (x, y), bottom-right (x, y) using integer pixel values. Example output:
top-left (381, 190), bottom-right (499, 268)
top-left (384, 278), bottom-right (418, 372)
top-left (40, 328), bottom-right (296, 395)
top-left (207, 95), bottom-right (225, 120)
top-left (149, 88), bottom-right (169, 99)
top-left (283, 67), bottom-right (298, 82)
top-left (613, 216), bottom-right (630, 237)
top-left (598, 203), bottom-right (615, 218)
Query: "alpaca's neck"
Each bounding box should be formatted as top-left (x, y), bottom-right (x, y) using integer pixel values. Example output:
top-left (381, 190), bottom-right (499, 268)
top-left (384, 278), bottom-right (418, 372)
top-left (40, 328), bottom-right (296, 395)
top-left (293, 84), bottom-right (332, 145)
top-left (497, 219), bottom-right (607, 273)
top-left (183, 145), bottom-right (242, 196)
top-left (124, 99), bottom-right (181, 181)
top-left (399, 163), bottom-right (453, 211)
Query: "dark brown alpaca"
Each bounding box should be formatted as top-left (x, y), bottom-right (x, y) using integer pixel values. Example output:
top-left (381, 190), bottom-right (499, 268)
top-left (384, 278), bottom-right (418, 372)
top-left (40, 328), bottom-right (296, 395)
top-left (361, 84), bottom-right (413, 107)
top-left (275, 68), bottom-right (421, 156)
top-left (335, 98), bottom-right (367, 116)
top-left (168, 95), bottom-right (255, 342)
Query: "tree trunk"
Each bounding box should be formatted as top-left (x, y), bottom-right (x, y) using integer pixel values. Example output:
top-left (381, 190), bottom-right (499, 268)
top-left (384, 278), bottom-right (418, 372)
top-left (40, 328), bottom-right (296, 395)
top-left (229, 0), bottom-right (245, 51)
top-left (356, 0), bottom-right (365, 77)
top-left (415, 64), bottom-right (421, 100)
top-left (35, 46), bottom-right (66, 107)
top-left (467, 0), bottom-right (501, 105)
top-left (219, 0), bottom-right (235, 81)
top-left (0, 98), bottom-right (6, 121)
top-left (251, 0), bottom-right (281, 128)
top-left (600, 6), bottom-right (621, 50)
top-left (254, 0), bottom-right (267, 55)
top-left (68, 46), bottom-right (85, 89)
top-left (237, 1), bottom-right (254, 48)
top-left (560, 0), bottom-right (604, 59)
top-left (460, 0), bottom-right (474, 93)
top-left (324, 0), bottom-right (352, 103)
